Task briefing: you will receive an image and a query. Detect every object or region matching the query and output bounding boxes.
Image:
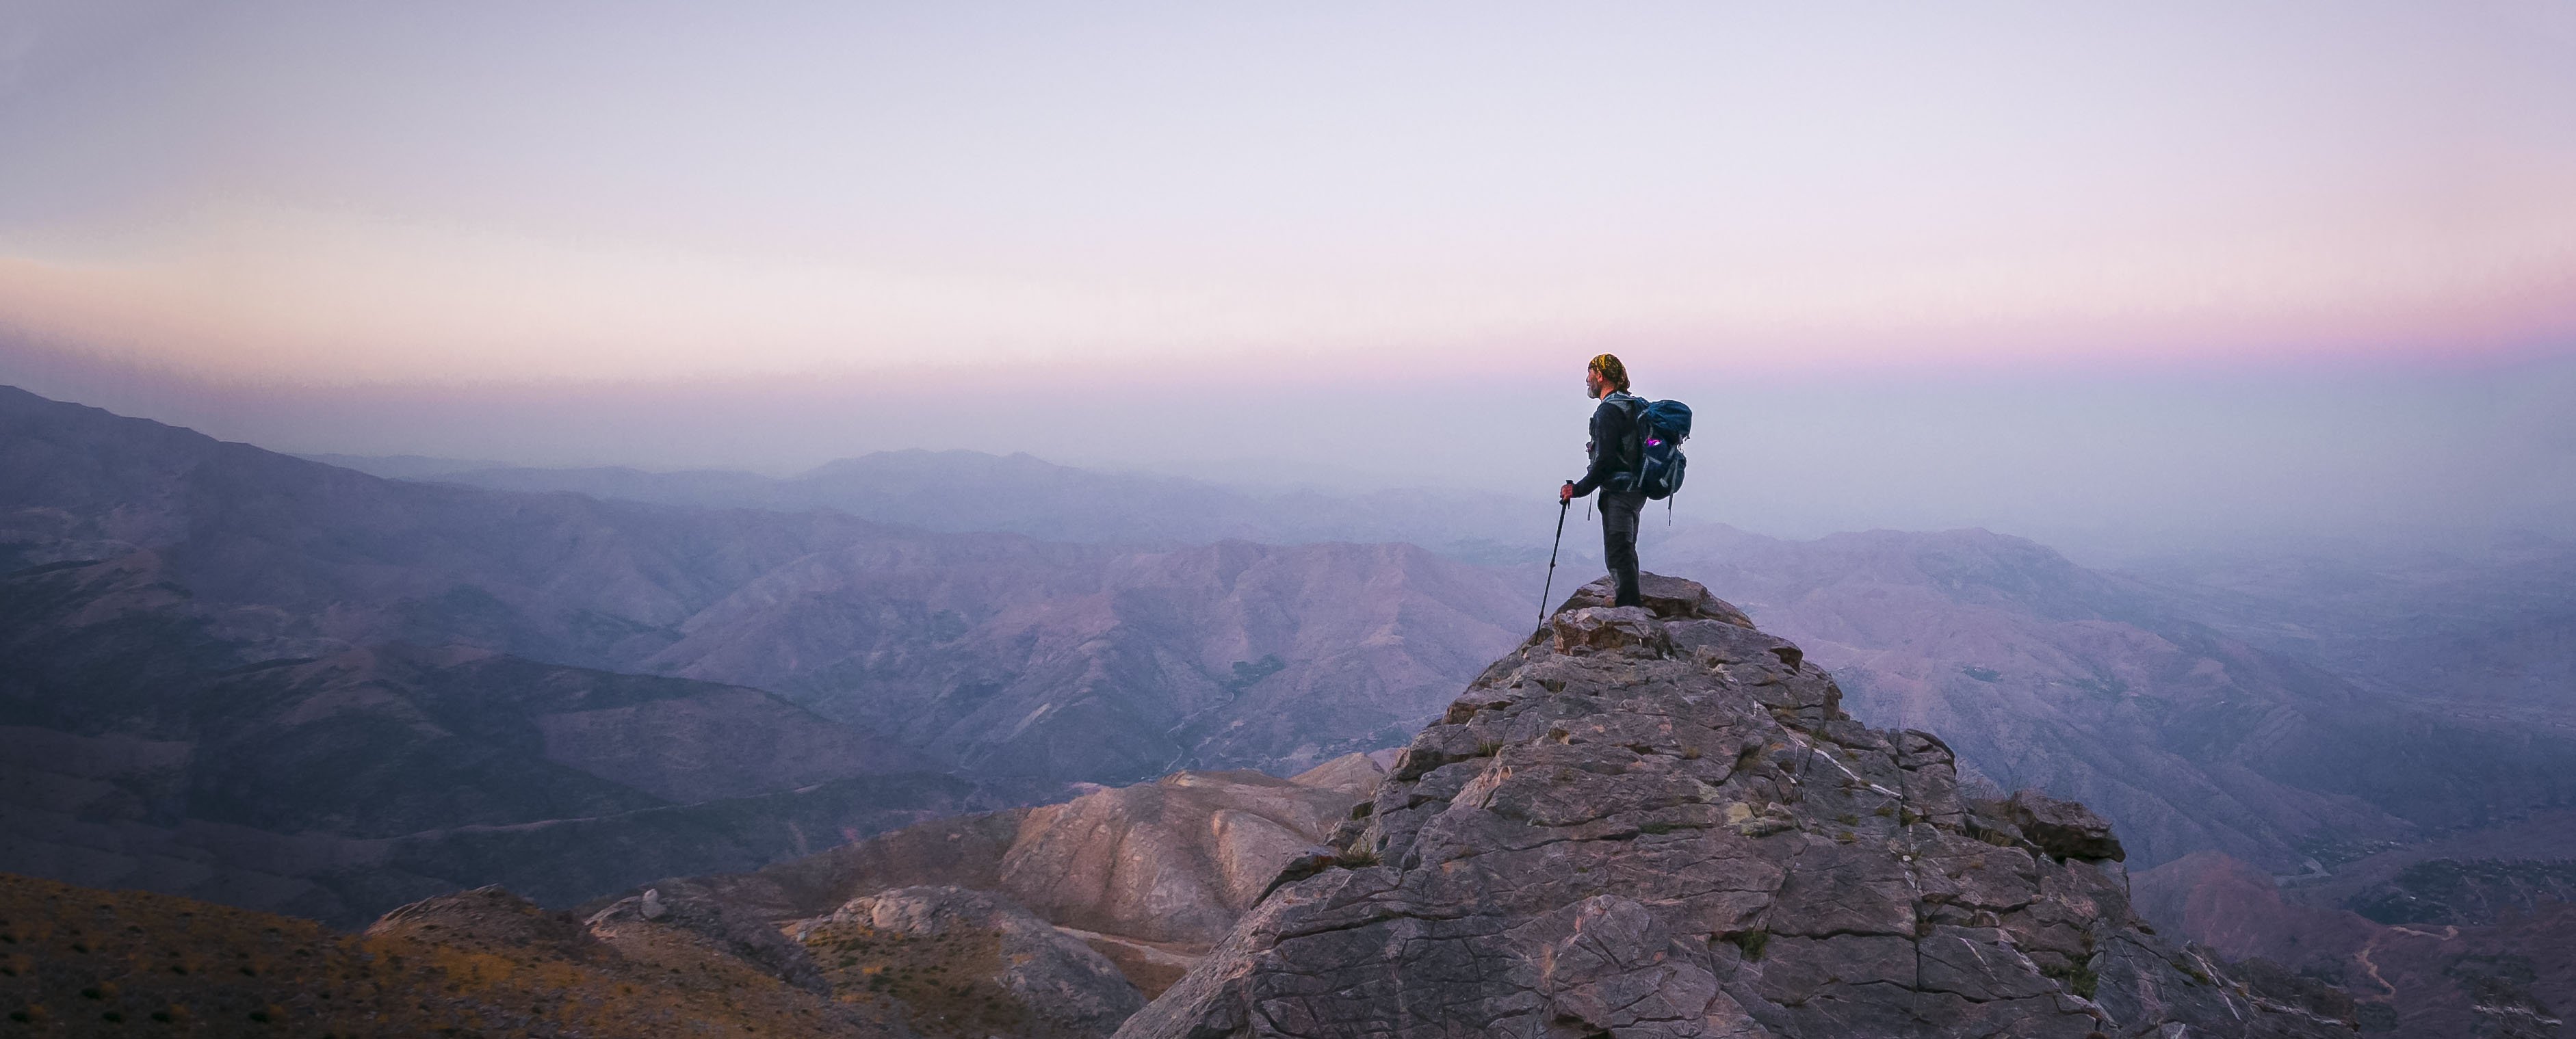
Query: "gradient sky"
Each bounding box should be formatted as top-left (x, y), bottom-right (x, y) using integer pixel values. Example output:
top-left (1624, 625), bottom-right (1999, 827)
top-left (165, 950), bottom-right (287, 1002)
top-left (2, 2), bottom-right (2572, 549)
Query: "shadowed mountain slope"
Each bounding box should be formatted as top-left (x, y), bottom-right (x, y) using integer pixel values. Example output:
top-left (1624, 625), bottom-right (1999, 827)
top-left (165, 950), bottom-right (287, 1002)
top-left (0, 545), bottom-right (979, 927)
top-left (2136, 851), bottom-right (2575, 1039)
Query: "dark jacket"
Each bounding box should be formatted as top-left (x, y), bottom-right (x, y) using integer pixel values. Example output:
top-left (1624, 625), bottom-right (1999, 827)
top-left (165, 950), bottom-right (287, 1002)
top-left (1569, 391), bottom-right (1643, 497)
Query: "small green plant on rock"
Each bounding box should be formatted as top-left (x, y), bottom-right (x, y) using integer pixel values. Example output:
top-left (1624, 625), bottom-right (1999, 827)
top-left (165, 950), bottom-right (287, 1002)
top-left (2040, 958), bottom-right (2102, 999)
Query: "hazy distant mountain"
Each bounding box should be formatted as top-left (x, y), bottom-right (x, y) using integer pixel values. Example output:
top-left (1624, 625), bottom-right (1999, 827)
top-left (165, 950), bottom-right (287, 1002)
top-left (1643, 525), bottom-right (2576, 872)
top-left (1, 386), bottom-right (1531, 919)
top-left (296, 451), bottom-right (518, 479)
top-left (321, 449), bottom-right (1565, 564)
top-left (8, 387), bottom-right (1533, 778)
top-left (2120, 535), bottom-right (2576, 732)
top-left (642, 536), bottom-right (1528, 781)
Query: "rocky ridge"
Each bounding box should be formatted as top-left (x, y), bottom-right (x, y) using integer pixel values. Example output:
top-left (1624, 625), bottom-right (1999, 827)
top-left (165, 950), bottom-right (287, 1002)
top-left (1119, 574), bottom-right (2354, 1039)
top-left (613, 754), bottom-right (1391, 1000)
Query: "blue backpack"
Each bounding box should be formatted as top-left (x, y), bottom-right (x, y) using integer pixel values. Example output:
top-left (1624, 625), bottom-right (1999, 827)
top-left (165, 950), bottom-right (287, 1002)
top-left (1622, 397), bottom-right (1691, 501)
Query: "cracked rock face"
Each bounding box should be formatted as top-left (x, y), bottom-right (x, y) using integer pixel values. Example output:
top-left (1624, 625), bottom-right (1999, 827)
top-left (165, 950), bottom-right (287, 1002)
top-left (1115, 575), bottom-right (2353, 1039)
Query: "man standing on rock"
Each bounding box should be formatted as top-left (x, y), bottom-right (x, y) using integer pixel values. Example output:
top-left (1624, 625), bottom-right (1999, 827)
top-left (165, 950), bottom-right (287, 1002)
top-left (1561, 353), bottom-right (1648, 609)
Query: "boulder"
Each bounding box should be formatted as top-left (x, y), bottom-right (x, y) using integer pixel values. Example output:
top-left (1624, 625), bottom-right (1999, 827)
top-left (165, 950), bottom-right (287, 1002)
top-left (2004, 788), bottom-right (2129, 863)
top-left (1551, 605), bottom-right (1672, 657)
top-left (1557, 570), bottom-right (1758, 628)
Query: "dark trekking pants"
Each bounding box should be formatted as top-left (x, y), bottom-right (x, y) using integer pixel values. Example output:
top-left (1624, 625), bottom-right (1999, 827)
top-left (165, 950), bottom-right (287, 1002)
top-left (1600, 490), bottom-right (1646, 607)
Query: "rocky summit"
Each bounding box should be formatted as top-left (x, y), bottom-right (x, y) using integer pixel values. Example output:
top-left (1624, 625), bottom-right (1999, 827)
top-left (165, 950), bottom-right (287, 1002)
top-left (1119, 574), bottom-right (2354, 1039)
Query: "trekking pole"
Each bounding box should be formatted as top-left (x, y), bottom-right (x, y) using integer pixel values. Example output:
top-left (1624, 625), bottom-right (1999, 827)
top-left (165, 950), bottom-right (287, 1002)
top-left (1539, 497), bottom-right (1570, 625)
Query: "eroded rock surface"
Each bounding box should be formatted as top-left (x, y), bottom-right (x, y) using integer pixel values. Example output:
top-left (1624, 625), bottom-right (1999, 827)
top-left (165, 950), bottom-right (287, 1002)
top-left (1117, 574), bottom-right (2354, 1039)
top-left (662, 757), bottom-right (1383, 948)
top-left (1002, 767), bottom-right (1379, 947)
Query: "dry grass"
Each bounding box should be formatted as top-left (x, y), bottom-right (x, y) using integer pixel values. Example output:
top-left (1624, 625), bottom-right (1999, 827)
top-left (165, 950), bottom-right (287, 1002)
top-left (1, 873), bottom-right (892, 1038)
top-left (796, 917), bottom-right (1075, 1039)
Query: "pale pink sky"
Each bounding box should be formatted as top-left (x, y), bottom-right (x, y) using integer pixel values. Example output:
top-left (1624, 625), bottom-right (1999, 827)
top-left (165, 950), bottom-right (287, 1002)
top-left (2, 1), bottom-right (2571, 386)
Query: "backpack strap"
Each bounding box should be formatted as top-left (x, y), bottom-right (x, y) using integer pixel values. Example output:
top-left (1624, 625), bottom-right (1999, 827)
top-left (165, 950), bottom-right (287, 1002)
top-left (1609, 392), bottom-right (1645, 488)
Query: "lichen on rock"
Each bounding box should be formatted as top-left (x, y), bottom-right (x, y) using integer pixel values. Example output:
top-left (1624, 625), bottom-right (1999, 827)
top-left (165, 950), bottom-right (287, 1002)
top-left (1115, 573), bottom-right (2355, 1039)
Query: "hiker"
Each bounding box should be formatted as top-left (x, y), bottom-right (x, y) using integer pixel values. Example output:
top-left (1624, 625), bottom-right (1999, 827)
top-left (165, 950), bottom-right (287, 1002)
top-left (1560, 353), bottom-right (1647, 609)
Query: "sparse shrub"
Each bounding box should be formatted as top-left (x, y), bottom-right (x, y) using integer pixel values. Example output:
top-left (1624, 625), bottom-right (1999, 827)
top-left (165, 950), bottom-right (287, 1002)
top-left (1721, 930), bottom-right (1769, 961)
top-left (2042, 958), bottom-right (2101, 999)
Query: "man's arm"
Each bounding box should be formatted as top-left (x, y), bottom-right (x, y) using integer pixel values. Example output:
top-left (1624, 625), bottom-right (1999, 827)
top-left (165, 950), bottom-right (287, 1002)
top-left (1566, 399), bottom-right (1629, 497)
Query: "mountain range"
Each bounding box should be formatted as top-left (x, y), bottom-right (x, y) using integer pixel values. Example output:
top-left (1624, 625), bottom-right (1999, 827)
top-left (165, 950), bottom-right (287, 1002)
top-left (4, 581), bottom-right (2361, 1038)
top-left (8, 384), bottom-right (2573, 1034)
top-left (304, 449), bottom-right (1557, 564)
top-left (299, 436), bottom-right (2576, 875)
top-left (1, 386), bottom-right (1525, 925)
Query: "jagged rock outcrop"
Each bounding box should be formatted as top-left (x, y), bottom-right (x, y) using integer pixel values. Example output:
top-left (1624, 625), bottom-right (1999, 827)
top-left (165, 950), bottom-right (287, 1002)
top-left (1990, 789), bottom-right (2126, 864)
top-left (1117, 574), bottom-right (2355, 1039)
